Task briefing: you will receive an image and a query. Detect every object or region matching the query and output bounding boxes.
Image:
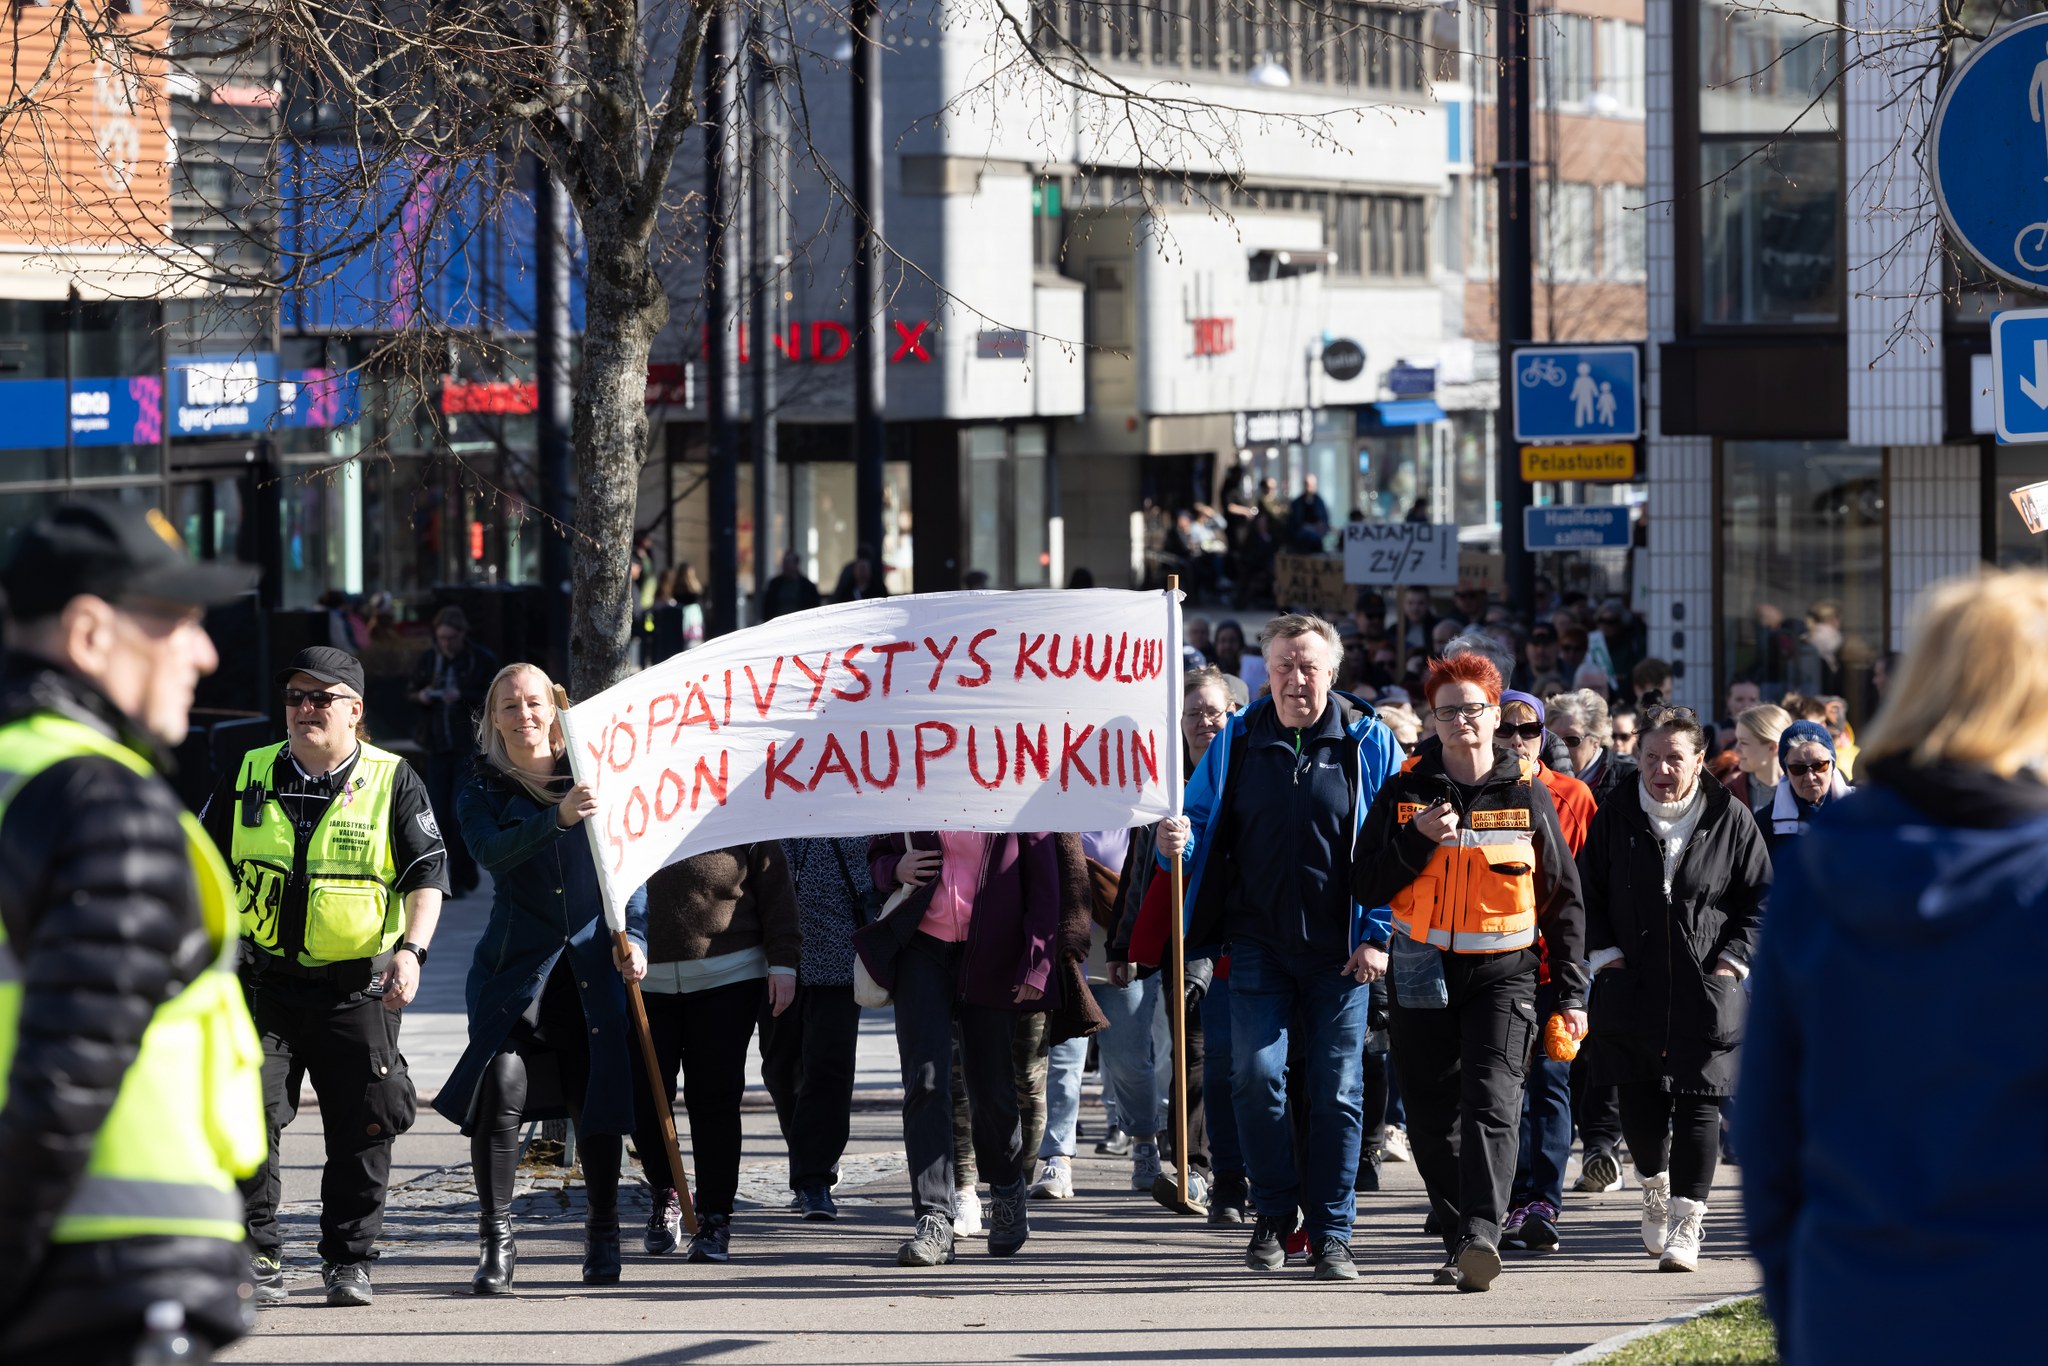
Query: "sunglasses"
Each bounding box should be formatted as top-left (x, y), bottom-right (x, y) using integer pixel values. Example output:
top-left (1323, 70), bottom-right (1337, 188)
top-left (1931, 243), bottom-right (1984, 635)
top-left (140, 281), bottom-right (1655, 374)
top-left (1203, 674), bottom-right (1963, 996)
top-left (1646, 705), bottom-right (1698, 724)
top-left (285, 687), bottom-right (355, 710)
top-left (1557, 734), bottom-right (1587, 747)
top-left (1503, 721), bottom-right (1547, 741)
top-left (1785, 760), bottom-right (1833, 777)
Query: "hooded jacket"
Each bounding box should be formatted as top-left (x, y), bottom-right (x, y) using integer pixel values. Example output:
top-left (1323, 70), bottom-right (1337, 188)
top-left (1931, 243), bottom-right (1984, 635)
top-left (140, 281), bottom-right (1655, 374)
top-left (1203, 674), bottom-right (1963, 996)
top-left (1159, 691), bottom-right (1402, 956)
top-left (1578, 770), bottom-right (1770, 1096)
top-left (1739, 762), bottom-right (2048, 1363)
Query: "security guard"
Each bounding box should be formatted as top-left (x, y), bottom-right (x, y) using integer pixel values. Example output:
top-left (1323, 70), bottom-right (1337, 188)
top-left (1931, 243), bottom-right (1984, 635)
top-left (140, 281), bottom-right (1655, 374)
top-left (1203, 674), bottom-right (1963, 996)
top-left (202, 646), bottom-right (448, 1308)
top-left (0, 503), bottom-right (266, 1364)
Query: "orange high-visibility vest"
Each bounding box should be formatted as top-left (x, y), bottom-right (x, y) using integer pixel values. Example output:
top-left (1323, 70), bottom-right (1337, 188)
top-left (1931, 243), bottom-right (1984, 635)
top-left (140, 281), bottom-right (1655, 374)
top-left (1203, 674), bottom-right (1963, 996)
top-left (1388, 760), bottom-right (1540, 954)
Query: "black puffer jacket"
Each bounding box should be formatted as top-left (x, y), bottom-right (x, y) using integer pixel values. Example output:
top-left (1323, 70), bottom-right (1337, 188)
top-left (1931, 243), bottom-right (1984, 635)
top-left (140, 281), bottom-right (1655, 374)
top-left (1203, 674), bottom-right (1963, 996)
top-left (0, 657), bottom-right (249, 1352)
top-left (1578, 770), bottom-right (1771, 1096)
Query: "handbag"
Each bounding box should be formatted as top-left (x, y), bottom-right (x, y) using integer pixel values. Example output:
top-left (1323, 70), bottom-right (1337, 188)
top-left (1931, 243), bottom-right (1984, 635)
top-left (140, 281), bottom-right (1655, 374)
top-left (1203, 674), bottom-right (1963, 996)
top-left (853, 832), bottom-right (920, 1008)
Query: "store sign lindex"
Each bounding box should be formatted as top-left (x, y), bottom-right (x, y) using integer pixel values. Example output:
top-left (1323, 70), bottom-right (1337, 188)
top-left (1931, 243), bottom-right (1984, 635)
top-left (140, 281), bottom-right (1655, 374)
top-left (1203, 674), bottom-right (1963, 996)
top-left (713, 320), bottom-right (937, 364)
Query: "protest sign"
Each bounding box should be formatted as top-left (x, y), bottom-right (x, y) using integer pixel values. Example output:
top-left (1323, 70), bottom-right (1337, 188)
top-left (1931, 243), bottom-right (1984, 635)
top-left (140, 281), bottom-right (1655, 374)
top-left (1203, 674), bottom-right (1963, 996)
top-left (558, 589), bottom-right (1182, 928)
top-left (1342, 522), bottom-right (1460, 586)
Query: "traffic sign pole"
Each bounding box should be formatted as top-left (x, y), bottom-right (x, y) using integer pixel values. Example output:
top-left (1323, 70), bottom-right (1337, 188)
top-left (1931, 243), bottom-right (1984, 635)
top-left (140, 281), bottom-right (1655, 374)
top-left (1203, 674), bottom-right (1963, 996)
top-left (1496, 0), bottom-right (1534, 621)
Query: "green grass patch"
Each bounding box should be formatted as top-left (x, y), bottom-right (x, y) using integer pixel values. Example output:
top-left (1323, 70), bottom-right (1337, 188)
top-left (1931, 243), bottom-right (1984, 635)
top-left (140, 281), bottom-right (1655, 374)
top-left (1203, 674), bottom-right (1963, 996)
top-left (1595, 1298), bottom-right (1778, 1365)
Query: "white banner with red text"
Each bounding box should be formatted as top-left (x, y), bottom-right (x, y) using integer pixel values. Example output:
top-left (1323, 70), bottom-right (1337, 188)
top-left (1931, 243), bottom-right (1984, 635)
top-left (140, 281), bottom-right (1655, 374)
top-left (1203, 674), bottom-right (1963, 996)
top-left (559, 589), bottom-right (1183, 930)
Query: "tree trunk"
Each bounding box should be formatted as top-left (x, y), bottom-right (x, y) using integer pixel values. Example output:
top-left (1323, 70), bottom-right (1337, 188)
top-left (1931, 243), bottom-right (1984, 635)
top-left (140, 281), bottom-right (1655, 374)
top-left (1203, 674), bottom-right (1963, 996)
top-left (567, 228), bottom-right (667, 700)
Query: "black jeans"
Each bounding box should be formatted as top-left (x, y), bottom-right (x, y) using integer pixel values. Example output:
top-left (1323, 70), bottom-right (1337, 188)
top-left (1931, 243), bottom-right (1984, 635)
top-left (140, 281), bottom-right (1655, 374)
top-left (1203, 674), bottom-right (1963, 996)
top-left (1388, 953), bottom-right (1539, 1250)
top-left (1572, 1061), bottom-right (1624, 1158)
top-left (1619, 1084), bottom-right (1723, 1201)
top-left (759, 982), bottom-right (862, 1190)
top-left (634, 977), bottom-right (765, 1218)
top-left (241, 972), bottom-right (415, 1265)
top-left (423, 750), bottom-right (478, 893)
top-left (897, 933), bottom-right (1026, 1216)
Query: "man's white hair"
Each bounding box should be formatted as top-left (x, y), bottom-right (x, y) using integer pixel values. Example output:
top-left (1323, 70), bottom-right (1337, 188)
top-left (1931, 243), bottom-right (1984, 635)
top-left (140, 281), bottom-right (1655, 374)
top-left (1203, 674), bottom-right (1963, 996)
top-left (1259, 613), bottom-right (1341, 667)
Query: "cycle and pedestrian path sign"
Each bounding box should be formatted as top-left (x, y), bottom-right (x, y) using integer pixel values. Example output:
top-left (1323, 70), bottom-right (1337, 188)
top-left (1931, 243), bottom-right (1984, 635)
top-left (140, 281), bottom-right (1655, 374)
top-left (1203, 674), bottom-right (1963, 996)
top-left (1934, 13), bottom-right (2048, 293)
top-left (1510, 345), bottom-right (1640, 444)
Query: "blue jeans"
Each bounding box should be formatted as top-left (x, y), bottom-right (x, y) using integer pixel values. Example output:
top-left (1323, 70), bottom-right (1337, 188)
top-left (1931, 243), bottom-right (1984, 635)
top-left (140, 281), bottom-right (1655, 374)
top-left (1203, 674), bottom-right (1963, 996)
top-left (1039, 1035), bottom-right (1089, 1158)
top-left (1095, 975), bottom-right (1168, 1138)
top-left (1228, 938), bottom-right (1369, 1242)
top-left (1201, 972), bottom-right (1244, 1178)
top-left (1513, 983), bottom-right (1573, 1212)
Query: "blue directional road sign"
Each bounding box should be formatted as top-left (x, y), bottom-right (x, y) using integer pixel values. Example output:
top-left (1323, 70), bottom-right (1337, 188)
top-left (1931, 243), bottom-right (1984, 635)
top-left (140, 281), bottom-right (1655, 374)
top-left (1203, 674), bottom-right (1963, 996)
top-left (1934, 14), bottom-right (2048, 293)
top-left (1991, 308), bottom-right (2048, 444)
top-left (1510, 344), bottom-right (1640, 444)
top-left (1524, 505), bottom-right (1632, 550)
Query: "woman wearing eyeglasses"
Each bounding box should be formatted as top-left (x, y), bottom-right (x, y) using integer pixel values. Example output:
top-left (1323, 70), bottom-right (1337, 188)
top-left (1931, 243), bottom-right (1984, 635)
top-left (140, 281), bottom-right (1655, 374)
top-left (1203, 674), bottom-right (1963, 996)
top-left (1352, 655), bottom-right (1588, 1292)
top-left (1577, 705), bottom-right (1771, 1273)
top-left (1765, 720), bottom-right (1849, 850)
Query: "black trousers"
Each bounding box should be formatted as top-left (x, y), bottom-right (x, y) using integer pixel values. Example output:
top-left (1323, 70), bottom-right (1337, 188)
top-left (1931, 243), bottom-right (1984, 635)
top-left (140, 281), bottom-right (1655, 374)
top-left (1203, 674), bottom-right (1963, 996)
top-left (634, 977), bottom-right (764, 1218)
top-left (1388, 954), bottom-right (1538, 1250)
top-left (1572, 1061), bottom-right (1624, 1157)
top-left (758, 982), bottom-right (862, 1190)
top-left (896, 933), bottom-right (1026, 1216)
top-left (1619, 1084), bottom-right (1723, 1201)
top-left (241, 972), bottom-right (415, 1265)
top-left (423, 750), bottom-right (478, 894)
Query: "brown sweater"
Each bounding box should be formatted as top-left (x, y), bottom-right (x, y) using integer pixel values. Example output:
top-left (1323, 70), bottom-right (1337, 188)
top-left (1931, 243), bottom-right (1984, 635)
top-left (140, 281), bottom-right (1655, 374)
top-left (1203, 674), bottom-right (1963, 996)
top-left (643, 842), bottom-right (802, 969)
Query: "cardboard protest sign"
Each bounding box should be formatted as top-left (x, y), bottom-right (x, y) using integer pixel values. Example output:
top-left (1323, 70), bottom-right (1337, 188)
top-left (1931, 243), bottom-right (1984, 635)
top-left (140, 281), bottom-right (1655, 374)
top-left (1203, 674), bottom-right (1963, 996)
top-left (559, 589), bottom-right (1183, 929)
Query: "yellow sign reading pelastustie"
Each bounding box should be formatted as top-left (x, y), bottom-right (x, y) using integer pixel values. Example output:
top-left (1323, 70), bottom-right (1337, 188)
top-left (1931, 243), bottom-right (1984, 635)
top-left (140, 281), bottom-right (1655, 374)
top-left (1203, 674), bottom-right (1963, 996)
top-left (1520, 444), bottom-right (1636, 482)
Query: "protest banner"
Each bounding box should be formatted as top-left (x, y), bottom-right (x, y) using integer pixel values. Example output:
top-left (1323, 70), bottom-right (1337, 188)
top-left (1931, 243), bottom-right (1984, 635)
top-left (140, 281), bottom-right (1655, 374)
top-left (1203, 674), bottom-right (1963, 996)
top-left (558, 588), bottom-right (1183, 928)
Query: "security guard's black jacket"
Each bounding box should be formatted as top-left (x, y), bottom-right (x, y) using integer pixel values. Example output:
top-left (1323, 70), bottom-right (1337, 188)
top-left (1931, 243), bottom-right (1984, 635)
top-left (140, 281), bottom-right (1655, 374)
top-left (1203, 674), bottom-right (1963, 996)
top-left (0, 656), bottom-right (242, 1330)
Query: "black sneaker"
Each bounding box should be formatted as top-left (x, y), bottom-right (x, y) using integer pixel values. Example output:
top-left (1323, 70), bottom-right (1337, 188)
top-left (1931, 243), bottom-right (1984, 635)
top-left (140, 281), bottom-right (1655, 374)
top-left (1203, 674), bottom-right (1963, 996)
top-left (1208, 1171), bottom-right (1249, 1226)
top-left (251, 1255), bottom-right (288, 1307)
top-left (1576, 1147), bottom-right (1623, 1193)
top-left (645, 1186), bottom-right (682, 1255)
top-left (1355, 1147), bottom-right (1383, 1193)
top-left (1431, 1255), bottom-right (1461, 1286)
top-left (986, 1181), bottom-right (1029, 1257)
top-left (1095, 1126), bottom-right (1132, 1157)
top-left (322, 1260), bottom-right (372, 1307)
top-left (686, 1213), bottom-right (731, 1263)
top-left (1517, 1201), bottom-right (1561, 1253)
top-left (795, 1185), bottom-right (839, 1221)
top-left (1311, 1237), bottom-right (1359, 1282)
top-left (1455, 1235), bottom-right (1503, 1293)
top-left (897, 1211), bottom-right (956, 1266)
top-left (1245, 1213), bottom-right (1295, 1271)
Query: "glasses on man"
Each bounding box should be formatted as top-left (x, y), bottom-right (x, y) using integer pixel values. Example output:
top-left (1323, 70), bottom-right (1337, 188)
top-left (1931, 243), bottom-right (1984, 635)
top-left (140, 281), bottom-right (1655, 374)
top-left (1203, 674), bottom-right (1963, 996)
top-left (285, 687), bottom-right (355, 710)
top-left (1785, 759), bottom-right (1833, 778)
top-left (1430, 702), bottom-right (1496, 723)
top-left (1502, 721), bottom-right (1547, 741)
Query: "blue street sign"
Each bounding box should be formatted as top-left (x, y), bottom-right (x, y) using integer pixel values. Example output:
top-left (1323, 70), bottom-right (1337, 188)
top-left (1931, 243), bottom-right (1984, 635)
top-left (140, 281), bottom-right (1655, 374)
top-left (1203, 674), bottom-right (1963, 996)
top-left (1934, 14), bottom-right (2048, 292)
top-left (1524, 505), bottom-right (1632, 550)
top-left (1510, 344), bottom-right (1640, 444)
top-left (1991, 308), bottom-right (2048, 443)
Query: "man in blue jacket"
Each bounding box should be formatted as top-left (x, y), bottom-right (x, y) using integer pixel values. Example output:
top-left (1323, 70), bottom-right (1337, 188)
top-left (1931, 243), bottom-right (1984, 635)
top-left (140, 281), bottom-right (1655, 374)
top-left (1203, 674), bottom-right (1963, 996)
top-left (1158, 614), bottom-right (1401, 1281)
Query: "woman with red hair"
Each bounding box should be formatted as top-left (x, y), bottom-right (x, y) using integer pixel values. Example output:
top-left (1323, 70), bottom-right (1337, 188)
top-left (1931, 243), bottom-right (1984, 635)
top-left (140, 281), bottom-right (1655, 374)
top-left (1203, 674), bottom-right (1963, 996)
top-left (1351, 653), bottom-right (1588, 1292)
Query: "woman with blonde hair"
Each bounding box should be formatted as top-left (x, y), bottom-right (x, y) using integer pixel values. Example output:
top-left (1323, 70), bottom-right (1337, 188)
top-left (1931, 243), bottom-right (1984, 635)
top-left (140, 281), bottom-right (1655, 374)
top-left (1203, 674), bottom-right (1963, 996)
top-left (1726, 703), bottom-right (1791, 821)
top-left (1741, 569), bottom-right (2048, 1361)
top-left (434, 664), bottom-right (649, 1294)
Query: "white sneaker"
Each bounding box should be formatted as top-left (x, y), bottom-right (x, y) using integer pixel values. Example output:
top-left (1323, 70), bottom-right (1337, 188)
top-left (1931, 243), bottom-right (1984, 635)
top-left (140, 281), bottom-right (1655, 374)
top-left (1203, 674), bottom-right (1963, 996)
top-left (1636, 1170), bottom-right (1671, 1257)
top-left (1029, 1156), bottom-right (1073, 1200)
top-left (1659, 1196), bottom-right (1706, 1272)
top-left (1131, 1139), bottom-right (1163, 1193)
top-left (952, 1186), bottom-right (983, 1238)
top-left (1383, 1126), bottom-right (1414, 1164)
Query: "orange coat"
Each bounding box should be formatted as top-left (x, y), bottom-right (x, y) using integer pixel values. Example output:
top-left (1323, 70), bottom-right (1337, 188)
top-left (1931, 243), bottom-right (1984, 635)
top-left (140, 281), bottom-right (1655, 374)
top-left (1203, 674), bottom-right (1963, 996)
top-left (1538, 764), bottom-right (1597, 855)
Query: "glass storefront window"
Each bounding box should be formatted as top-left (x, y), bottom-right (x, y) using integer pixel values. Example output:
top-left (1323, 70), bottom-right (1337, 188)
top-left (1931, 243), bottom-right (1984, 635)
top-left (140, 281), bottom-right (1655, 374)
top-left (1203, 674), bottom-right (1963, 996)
top-left (1013, 426), bottom-right (1049, 587)
top-left (968, 426), bottom-right (1005, 582)
top-left (1695, 0), bottom-right (1842, 327)
top-left (1720, 441), bottom-right (1883, 723)
top-left (1992, 447), bottom-right (2048, 572)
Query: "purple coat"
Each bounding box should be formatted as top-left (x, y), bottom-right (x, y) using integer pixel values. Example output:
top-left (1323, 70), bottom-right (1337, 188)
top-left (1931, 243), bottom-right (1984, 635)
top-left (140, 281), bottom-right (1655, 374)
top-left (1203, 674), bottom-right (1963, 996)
top-left (862, 832), bottom-right (1062, 1012)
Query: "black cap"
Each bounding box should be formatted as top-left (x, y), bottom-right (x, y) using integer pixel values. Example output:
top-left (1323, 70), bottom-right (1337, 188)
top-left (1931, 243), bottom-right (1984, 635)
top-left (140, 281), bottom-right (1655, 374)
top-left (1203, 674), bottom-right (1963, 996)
top-left (277, 647), bottom-right (366, 698)
top-left (1, 502), bottom-right (258, 621)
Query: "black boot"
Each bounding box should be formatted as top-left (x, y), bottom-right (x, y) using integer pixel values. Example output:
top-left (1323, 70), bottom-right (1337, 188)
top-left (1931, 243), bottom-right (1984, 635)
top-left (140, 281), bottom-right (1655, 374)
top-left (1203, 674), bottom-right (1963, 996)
top-left (473, 1054), bottom-right (525, 1295)
top-left (582, 1133), bottom-right (623, 1285)
top-left (473, 1124), bottom-right (520, 1293)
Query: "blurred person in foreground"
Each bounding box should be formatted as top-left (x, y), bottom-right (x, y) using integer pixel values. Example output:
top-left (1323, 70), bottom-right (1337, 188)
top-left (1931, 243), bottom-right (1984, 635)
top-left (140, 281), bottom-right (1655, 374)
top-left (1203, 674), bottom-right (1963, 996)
top-left (1740, 569), bottom-right (2048, 1363)
top-left (0, 504), bottom-right (265, 1363)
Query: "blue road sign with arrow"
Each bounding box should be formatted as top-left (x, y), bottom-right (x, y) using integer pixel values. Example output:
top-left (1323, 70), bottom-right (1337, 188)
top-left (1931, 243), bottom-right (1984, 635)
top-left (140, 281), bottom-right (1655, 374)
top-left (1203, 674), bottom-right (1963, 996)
top-left (1934, 14), bottom-right (2048, 292)
top-left (1992, 309), bottom-right (2048, 443)
top-left (1510, 345), bottom-right (1640, 444)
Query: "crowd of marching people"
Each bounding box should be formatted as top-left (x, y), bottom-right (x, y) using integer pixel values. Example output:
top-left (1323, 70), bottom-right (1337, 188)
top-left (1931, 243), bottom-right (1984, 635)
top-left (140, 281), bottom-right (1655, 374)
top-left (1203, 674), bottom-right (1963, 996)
top-left (5, 501), bottom-right (2038, 1365)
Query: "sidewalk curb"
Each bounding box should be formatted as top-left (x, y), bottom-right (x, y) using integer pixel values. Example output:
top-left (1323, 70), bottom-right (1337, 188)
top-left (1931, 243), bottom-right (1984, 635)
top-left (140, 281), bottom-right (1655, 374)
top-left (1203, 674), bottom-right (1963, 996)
top-left (1551, 1291), bottom-right (1762, 1365)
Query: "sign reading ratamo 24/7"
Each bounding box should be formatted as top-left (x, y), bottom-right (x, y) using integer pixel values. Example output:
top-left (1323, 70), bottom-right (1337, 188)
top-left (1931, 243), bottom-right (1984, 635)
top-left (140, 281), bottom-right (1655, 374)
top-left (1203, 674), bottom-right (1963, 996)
top-left (1343, 522), bottom-right (1461, 586)
top-left (559, 590), bottom-right (1182, 928)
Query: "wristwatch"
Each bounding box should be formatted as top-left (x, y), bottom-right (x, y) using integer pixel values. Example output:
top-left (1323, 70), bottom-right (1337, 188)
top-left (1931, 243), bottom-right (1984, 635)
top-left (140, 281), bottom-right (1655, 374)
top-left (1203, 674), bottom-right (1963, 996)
top-left (397, 941), bottom-right (429, 969)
